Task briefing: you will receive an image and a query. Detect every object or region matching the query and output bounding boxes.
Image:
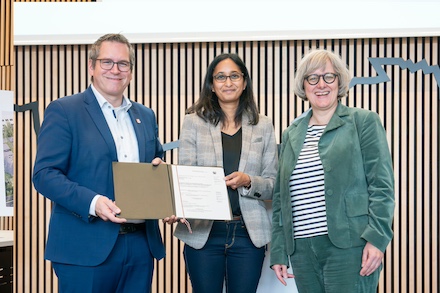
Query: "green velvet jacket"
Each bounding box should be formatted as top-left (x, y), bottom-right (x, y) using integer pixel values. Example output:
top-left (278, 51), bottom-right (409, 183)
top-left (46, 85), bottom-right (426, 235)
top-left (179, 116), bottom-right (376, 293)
top-left (270, 103), bottom-right (395, 267)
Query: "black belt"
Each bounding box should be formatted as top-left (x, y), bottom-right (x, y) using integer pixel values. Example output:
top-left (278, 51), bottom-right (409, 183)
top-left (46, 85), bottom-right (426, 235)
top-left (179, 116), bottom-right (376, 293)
top-left (119, 222), bottom-right (146, 234)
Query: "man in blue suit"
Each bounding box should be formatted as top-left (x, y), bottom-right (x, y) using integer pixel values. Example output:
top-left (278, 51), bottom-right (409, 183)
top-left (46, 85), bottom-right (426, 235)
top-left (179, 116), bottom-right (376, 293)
top-left (33, 33), bottom-right (165, 293)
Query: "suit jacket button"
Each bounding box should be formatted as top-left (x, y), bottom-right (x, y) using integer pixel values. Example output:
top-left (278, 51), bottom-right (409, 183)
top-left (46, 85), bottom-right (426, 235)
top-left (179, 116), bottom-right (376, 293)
top-left (255, 192), bottom-right (261, 198)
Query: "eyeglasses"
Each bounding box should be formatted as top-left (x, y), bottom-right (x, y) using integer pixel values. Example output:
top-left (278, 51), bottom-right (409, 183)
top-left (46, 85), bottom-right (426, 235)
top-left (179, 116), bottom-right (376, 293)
top-left (96, 59), bottom-right (132, 72)
top-left (305, 73), bottom-right (338, 85)
top-left (213, 72), bottom-right (244, 83)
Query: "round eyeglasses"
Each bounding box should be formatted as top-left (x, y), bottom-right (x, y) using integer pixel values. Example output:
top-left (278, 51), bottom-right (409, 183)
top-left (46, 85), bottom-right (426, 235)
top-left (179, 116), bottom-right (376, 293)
top-left (305, 73), bottom-right (338, 85)
top-left (213, 72), bottom-right (244, 83)
top-left (96, 59), bottom-right (132, 72)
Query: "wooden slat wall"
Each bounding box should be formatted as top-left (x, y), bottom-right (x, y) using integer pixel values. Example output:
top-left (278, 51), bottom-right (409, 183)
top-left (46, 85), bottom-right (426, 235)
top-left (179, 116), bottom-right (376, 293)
top-left (13, 38), bottom-right (439, 293)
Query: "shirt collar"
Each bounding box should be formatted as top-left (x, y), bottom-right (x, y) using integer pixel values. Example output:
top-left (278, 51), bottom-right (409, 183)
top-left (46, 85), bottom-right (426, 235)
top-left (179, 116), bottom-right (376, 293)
top-left (91, 84), bottom-right (132, 112)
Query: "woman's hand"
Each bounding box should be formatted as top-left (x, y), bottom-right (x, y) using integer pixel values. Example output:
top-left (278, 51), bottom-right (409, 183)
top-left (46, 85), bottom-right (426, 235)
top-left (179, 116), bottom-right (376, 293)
top-left (272, 264), bottom-right (295, 286)
top-left (360, 242), bottom-right (384, 276)
top-left (162, 216), bottom-right (192, 233)
top-left (224, 171), bottom-right (251, 190)
top-left (162, 215), bottom-right (180, 225)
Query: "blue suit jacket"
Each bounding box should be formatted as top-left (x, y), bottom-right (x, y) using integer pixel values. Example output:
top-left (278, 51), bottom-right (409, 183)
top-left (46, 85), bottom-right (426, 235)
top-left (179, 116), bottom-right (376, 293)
top-left (33, 86), bottom-right (165, 266)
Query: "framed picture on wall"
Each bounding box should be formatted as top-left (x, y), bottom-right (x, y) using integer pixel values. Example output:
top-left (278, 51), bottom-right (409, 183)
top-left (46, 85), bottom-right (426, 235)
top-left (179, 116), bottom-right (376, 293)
top-left (0, 90), bottom-right (13, 217)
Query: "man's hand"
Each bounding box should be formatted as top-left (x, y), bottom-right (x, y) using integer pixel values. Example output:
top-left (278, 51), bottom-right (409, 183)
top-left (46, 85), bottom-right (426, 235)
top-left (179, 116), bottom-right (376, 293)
top-left (95, 196), bottom-right (126, 223)
top-left (151, 157), bottom-right (164, 165)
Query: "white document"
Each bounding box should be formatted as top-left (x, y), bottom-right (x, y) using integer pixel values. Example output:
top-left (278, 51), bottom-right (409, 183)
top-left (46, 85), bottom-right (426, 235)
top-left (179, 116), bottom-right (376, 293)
top-left (171, 165), bottom-right (232, 220)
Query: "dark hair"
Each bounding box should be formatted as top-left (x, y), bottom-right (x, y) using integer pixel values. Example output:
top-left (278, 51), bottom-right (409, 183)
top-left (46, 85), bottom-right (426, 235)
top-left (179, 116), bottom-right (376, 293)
top-left (186, 53), bottom-right (259, 126)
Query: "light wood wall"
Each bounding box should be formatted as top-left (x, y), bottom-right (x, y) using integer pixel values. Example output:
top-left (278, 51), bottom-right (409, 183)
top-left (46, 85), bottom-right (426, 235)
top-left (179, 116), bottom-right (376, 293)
top-left (12, 38), bottom-right (439, 293)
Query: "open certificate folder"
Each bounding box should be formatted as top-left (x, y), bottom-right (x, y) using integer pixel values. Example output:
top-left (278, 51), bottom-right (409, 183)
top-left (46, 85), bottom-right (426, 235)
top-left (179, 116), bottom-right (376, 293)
top-left (112, 162), bottom-right (233, 220)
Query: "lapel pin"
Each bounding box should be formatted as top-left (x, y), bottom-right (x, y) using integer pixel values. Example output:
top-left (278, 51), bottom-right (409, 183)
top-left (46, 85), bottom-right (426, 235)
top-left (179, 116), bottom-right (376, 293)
top-left (136, 119), bottom-right (141, 124)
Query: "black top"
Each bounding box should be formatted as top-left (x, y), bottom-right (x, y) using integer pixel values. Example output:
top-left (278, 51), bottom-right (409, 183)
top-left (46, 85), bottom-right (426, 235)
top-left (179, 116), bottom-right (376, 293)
top-left (221, 128), bottom-right (242, 217)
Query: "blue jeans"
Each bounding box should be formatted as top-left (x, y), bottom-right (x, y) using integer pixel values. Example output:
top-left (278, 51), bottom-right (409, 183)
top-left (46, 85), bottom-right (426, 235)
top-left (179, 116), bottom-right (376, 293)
top-left (292, 234), bottom-right (382, 293)
top-left (184, 220), bottom-right (266, 293)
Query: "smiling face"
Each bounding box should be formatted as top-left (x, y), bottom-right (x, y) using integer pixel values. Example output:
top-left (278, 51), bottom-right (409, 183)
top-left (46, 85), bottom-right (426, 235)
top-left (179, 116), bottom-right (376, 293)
top-left (88, 41), bottom-right (132, 107)
top-left (304, 60), bottom-right (339, 113)
top-left (211, 58), bottom-right (247, 109)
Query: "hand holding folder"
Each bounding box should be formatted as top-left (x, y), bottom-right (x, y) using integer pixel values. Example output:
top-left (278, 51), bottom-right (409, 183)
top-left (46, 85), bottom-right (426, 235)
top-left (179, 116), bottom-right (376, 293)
top-left (112, 162), bottom-right (233, 221)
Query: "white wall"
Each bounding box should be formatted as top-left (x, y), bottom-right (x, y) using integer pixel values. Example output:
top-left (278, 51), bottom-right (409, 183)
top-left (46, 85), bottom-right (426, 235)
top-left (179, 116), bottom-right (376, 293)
top-left (14, 0), bottom-right (440, 45)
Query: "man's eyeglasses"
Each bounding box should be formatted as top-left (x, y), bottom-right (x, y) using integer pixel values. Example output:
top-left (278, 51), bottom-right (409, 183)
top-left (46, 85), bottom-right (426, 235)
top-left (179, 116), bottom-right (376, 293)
top-left (96, 59), bottom-right (132, 72)
top-left (213, 72), bottom-right (244, 83)
top-left (305, 73), bottom-right (338, 85)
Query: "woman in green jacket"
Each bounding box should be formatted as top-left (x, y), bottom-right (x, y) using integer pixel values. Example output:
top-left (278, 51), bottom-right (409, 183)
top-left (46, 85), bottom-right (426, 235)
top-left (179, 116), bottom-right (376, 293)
top-left (270, 49), bottom-right (394, 293)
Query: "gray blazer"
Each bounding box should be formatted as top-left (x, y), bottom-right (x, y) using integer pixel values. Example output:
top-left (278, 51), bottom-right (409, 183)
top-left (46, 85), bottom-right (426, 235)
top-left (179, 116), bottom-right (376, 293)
top-left (174, 113), bottom-right (278, 249)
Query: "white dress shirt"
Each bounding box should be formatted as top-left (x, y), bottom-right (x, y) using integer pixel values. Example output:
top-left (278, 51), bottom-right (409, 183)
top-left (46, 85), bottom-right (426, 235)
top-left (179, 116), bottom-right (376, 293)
top-left (89, 85), bottom-right (142, 221)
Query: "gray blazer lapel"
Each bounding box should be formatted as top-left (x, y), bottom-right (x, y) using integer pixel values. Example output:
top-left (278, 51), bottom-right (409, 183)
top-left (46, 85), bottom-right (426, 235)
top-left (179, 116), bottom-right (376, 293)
top-left (209, 122), bottom-right (224, 167)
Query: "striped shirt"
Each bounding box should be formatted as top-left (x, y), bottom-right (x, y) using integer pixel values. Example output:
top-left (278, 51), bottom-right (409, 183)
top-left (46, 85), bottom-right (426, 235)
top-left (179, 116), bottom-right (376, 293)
top-left (290, 125), bottom-right (328, 239)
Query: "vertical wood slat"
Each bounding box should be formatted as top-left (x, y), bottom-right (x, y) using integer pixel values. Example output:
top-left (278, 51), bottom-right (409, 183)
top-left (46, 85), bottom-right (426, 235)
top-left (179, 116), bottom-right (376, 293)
top-left (0, 0), bottom-right (12, 67)
top-left (415, 38), bottom-right (424, 293)
top-left (400, 37), bottom-right (409, 293)
top-left (430, 39), bottom-right (439, 293)
top-left (13, 38), bottom-right (440, 293)
top-left (0, 0), bottom-right (14, 93)
top-left (408, 38), bottom-right (416, 293)
top-left (383, 38), bottom-right (393, 293)
top-left (422, 39), bottom-right (431, 293)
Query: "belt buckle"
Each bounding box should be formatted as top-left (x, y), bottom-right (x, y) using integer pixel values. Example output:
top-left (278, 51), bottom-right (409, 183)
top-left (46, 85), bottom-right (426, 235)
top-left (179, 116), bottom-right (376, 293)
top-left (119, 224), bottom-right (128, 234)
top-left (119, 223), bottom-right (138, 234)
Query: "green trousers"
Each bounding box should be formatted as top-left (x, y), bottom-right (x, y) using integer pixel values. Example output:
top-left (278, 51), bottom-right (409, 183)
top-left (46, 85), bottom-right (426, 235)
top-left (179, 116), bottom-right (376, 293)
top-left (291, 234), bottom-right (382, 293)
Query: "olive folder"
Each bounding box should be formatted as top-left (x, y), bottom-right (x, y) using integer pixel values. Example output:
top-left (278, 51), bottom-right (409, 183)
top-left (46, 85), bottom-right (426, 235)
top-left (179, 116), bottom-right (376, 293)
top-left (112, 162), bottom-right (233, 220)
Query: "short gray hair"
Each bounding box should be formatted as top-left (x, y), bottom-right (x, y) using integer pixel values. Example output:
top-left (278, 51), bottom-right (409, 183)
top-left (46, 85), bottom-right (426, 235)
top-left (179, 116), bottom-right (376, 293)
top-left (293, 49), bottom-right (350, 101)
